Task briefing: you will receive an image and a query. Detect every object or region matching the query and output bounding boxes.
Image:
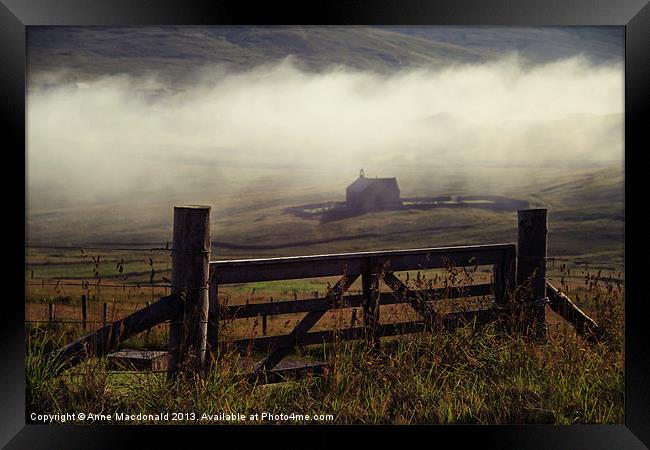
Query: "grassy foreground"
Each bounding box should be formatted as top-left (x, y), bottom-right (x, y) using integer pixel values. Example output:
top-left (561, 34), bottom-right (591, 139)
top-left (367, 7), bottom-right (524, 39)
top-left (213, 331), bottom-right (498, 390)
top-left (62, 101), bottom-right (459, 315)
top-left (27, 315), bottom-right (623, 425)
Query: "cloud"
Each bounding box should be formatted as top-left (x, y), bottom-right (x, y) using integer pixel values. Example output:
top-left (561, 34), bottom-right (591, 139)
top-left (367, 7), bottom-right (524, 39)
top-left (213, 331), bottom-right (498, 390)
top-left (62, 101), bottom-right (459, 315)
top-left (27, 55), bottom-right (623, 207)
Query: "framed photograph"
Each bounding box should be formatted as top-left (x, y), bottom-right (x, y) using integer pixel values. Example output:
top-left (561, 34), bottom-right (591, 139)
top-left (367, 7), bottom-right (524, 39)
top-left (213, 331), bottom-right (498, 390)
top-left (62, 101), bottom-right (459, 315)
top-left (2, 0), bottom-right (648, 447)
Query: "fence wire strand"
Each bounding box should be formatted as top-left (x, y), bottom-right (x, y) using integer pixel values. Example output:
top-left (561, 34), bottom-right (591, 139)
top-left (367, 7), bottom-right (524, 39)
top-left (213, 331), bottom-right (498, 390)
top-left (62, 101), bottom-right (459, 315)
top-left (26, 244), bottom-right (173, 252)
top-left (25, 282), bottom-right (172, 288)
top-left (524, 254), bottom-right (625, 267)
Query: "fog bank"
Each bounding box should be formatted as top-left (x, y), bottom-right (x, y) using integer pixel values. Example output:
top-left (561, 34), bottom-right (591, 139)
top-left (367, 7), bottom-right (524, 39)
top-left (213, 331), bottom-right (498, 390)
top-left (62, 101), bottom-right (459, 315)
top-left (27, 55), bottom-right (623, 208)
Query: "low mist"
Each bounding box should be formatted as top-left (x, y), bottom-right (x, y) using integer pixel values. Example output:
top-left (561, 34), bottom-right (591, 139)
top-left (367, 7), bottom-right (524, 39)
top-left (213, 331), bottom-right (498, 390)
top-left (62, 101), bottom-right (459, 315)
top-left (27, 55), bottom-right (623, 210)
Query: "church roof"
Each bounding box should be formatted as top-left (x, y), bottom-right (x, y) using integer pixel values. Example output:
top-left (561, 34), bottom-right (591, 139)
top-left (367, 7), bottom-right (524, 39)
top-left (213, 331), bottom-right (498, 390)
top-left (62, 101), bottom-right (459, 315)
top-left (347, 176), bottom-right (399, 194)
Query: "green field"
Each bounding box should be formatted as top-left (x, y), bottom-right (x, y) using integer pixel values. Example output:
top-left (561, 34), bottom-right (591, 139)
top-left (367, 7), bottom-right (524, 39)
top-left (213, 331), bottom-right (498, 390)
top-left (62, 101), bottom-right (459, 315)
top-left (26, 163), bottom-right (623, 259)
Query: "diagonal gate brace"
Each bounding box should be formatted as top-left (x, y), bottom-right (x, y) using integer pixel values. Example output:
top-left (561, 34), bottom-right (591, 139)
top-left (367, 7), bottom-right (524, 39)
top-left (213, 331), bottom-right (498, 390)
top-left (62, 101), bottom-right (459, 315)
top-left (382, 272), bottom-right (438, 327)
top-left (251, 273), bottom-right (359, 378)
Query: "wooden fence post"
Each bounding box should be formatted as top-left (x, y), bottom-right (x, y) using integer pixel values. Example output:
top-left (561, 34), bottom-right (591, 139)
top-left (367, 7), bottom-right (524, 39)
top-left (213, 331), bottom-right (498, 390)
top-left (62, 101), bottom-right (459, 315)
top-left (48, 303), bottom-right (54, 324)
top-left (516, 208), bottom-right (548, 339)
top-left (168, 205), bottom-right (211, 378)
top-left (81, 295), bottom-right (87, 331)
top-left (362, 258), bottom-right (380, 349)
top-left (102, 302), bottom-right (108, 328)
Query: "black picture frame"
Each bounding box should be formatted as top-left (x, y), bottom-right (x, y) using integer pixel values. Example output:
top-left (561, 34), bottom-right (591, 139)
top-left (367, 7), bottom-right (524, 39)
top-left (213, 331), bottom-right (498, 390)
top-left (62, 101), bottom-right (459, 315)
top-left (2, 0), bottom-right (648, 448)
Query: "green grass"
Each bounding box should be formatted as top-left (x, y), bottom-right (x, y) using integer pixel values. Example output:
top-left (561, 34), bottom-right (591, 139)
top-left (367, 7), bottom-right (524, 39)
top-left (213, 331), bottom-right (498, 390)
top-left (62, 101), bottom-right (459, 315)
top-left (26, 320), bottom-right (623, 424)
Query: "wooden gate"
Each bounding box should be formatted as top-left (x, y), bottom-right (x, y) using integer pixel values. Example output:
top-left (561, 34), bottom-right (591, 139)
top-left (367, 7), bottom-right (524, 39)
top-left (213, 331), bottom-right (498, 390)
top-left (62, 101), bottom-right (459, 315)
top-left (208, 243), bottom-right (516, 380)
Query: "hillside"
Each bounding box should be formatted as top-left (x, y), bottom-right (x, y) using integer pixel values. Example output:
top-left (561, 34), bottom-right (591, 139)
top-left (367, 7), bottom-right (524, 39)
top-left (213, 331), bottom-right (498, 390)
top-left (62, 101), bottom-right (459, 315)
top-left (27, 26), bottom-right (623, 89)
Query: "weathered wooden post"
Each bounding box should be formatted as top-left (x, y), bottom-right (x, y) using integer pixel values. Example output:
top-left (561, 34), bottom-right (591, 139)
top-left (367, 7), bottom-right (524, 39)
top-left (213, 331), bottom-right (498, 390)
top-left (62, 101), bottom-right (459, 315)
top-left (516, 208), bottom-right (548, 339)
top-left (362, 258), bottom-right (381, 349)
top-left (168, 206), bottom-right (211, 378)
top-left (102, 302), bottom-right (108, 328)
top-left (48, 303), bottom-right (54, 324)
top-left (81, 295), bottom-right (87, 331)
top-left (262, 314), bottom-right (268, 336)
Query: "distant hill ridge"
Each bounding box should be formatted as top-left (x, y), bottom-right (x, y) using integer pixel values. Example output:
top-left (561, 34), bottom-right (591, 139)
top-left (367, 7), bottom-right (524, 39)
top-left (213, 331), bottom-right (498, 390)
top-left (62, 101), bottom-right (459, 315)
top-left (27, 26), bottom-right (623, 88)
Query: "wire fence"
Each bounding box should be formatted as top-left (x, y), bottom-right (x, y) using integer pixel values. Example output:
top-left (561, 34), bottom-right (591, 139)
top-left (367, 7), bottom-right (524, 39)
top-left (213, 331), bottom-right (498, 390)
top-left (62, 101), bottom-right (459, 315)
top-left (25, 242), bottom-right (174, 296)
top-left (523, 254), bottom-right (625, 268)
